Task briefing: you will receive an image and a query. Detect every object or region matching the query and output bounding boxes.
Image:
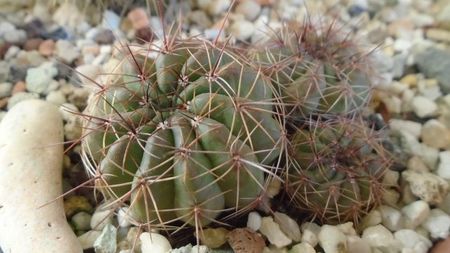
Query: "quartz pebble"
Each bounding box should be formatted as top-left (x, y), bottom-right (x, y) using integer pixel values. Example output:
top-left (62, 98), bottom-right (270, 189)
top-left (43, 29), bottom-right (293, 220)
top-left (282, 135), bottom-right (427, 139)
top-left (401, 200), bottom-right (430, 229)
top-left (93, 224), bottom-right (117, 253)
top-left (90, 208), bottom-right (113, 231)
top-left (300, 222), bottom-right (320, 247)
top-left (394, 229), bottom-right (432, 253)
top-left (421, 120), bottom-right (450, 149)
top-left (422, 209), bottom-right (450, 239)
top-left (259, 216), bottom-right (292, 248)
top-left (347, 236), bottom-right (371, 253)
top-left (318, 225), bottom-right (347, 253)
top-left (389, 119), bottom-right (422, 138)
top-left (402, 171), bottom-right (449, 205)
top-left (25, 62), bottom-right (58, 94)
top-left (411, 96), bottom-right (438, 118)
top-left (378, 205), bottom-right (404, 231)
top-left (140, 232), bottom-right (171, 253)
top-left (247, 211), bottom-right (262, 231)
top-left (235, 0), bottom-right (262, 21)
top-left (289, 242), bottom-right (316, 253)
top-left (273, 212), bottom-right (301, 242)
top-left (78, 230), bottom-right (102, 250)
top-left (437, 151), bottom-right (450, 179)
top-left (71, 212), bottom-right (92, 231)
top-left (229, 20), bottom-right (255, 41)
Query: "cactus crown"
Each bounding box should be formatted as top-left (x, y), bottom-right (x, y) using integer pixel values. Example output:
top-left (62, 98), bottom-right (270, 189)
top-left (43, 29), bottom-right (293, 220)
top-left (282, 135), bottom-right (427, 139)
top-left (80, 27), bottom-right (285, 237)
top-left (285, 115), bottom-right (391, 224)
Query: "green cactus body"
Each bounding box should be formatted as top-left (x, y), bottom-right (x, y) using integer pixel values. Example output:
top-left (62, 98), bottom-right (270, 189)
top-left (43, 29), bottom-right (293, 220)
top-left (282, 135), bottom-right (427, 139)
top-left (286, 117), bottom-right (389, 224)
top-left (252, 21), bottom-right (373, 116)
top-left (81, 37), bottom-right (283, 229)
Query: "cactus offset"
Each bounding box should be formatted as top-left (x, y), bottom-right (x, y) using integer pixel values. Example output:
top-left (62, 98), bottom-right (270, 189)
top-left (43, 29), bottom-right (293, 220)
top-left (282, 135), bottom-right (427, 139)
top-left (81, 32), bottom-right (284, 232)
top-left (251, 20), bottom-right (374, 116)
top-left (285, 116), bottom-right (391, 224)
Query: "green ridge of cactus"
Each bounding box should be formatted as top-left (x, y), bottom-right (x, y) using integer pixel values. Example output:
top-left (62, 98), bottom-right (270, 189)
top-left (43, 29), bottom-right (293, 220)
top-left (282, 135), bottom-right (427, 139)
top-left (251, 20), bottom-right (374, 116)
top-left (285, 116), bottom-right (391, 224)
top-left (81, 33), bottom-right (284, 231)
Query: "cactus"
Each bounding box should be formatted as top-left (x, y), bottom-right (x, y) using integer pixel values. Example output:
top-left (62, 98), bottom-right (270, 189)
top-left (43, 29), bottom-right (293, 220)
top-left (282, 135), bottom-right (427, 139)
top-left (251, 20), bottom-right (374, 116)
top-left (80, 32), bottom-right (284, 232)
top-left (285, 116), bottom-right (391, 224)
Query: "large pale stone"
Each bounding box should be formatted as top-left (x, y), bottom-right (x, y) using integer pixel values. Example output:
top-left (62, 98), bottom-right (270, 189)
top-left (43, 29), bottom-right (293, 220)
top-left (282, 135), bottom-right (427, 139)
top-left (0, 100), bottom-right (82, 252)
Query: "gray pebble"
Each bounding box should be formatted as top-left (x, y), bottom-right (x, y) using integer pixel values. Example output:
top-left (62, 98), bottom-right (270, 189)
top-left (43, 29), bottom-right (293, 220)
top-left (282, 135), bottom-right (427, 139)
top-left (94, 224), bottom-right (117, 253)
top-left (0, 82), bottom-right (13, 98)
top-left (25, 62), bottom-right (58, 94)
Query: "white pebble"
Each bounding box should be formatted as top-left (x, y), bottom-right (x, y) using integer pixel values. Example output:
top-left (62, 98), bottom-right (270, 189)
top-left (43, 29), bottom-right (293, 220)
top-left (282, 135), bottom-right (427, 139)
top-left (117, 207), bottom-right (132, 228)
top-left (378, 205), bottom-right (404, 231)
top-left (421, 120), bottom-right (450, 149)
top-left (389, 119), bottom-right (422, 139)
top-left (259, 216), bottom-right (292, 248)
top-left (230, 20), bottom-right (255, 41)
top-left (411, 96), bottom-right (438, 118)
top-left (437, 150), bottom-right (450, 179)
top-left (394, 229), bottom-right (432, 253)
top-left (274, 212), bottom-right (301, 242)
top-left (247, 211), bottom-right (262, 231)
top-left (347, 236), bottom-right (371, 253)
top-left (235, 0), bottom-right (261, 21)
top-left (207, 0), bottom-right (231, 15)
top-left (318, 225), bottom-right (347, 253)
top-left (422, 208), bottom-right (450, 239)
top-left (290, 242), bottom-right (316, 253)
top-left (90, 208), bottom-right (113, 231)
top-left (360, 210), bottom-right (382, 230)
top-left (362, 225), bottom-right (396, 248)
top-left (402, 171), bottom-right (448, 205)
top-left (78, 230), bottom-right (102, 250)
top-left (336, 222), bottom-right (356, 236)
top-left (300, 222), bottom-right (320, 247)
top-left (401, 200), bottom-right (430, 229)
top-left (140, 232), bottom-right (171, 253)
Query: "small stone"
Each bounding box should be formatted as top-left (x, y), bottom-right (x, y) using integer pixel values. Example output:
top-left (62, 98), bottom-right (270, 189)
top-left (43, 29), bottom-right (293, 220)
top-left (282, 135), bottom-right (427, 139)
top-left (421, 120), bottom-right (450, 149)
top-left (71, 211), bottom-right (92, 231)
top-left (90, 207), bottom-right (113, 231)
top-left (117, 207), bottom-right (132, 228)
top-left (411, 96), bottom-right (438, 118)
top-left (38, 39), bottom-right (55, 57)
top-left (198, 227), bottom-right (229, 248)
top-left (94, 29), bottom-right (115, 44)
top-left (426, 29), bottom-right (450, 44)
top-left (359, 210), bottom-right (382, 230)
top-left (135, 27), bottom-right (154, 43)
top-left (400, 74), bottom-right (418, 87)
top-left (25, 62), bottom-right (58, 94)
top-left (378, 205), bottom-right (403, 231)
top-left (259, 216), bottom-right (292, 248)
top-left (415, 47), bottom-right (450, 94)
top-left (362, 225), bottom-right (397, 248)
top-left (46, 90), bottom-right (66, 106)
top-left (207, 0), bottom-right (231, 15)
top-left (64, 118), bottom-right (82, 141)
top-left (402, 171), bottom-right (449, 205)
top-left (230, 20), bottom-right (255, 41)
top-left (64, 195), bottom-right (93, 218)
top-left (93, 223), bottom-right (117, 253)
top-left (4, 29), bottom-right (27, 45)
top-left (300, 222), bottom-right (320, 247)
top-left (407, 156), bottom-right (429, 172)
top-left (78, 230), bottom-right (102, 250)
top-left (318, 225), bottom-right (347, 253)
top-left (274, 212), bottom-right (301, 242)
top-left (289, 242), bottom-right (315, 253)
top-left (401, 200), bottom-right (430, 229)
top-left (422, 209), bottom-right (450, 239)
top-left (102, 10), bottom-right (121, 30)
top-left (394, 229), bottom-right (432, 253)
top-left (235, 0), bottom-right (261, 21)
top-left (0, 82), bottom-right (12, 98)
top-left (247, 211), bottom-right (262, 231)
top-left (188, 11), bottom-right (212, 29)
top-left (140, 232), bottom-right (172, 253)
top-left (227, 228), bottom-right (265, 253)
top-left (346, 236), bottom-right (371, 253)
top-left (7, 92), bottom-right (39, 110)
top-left (437, 151), bottom-right (450, 179)
top-left (75, 64), bottom-right (102, 86)
top-left (55, 40), bottom-right (80, 63)
top-left (336, 222), bottom-right (356, 236)
top-left (127, 8), bottom-right (150, 30)
top-left (23, 38), bottom-right (43, 51)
